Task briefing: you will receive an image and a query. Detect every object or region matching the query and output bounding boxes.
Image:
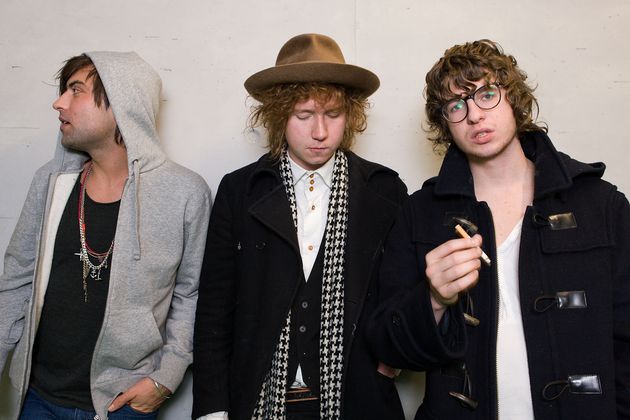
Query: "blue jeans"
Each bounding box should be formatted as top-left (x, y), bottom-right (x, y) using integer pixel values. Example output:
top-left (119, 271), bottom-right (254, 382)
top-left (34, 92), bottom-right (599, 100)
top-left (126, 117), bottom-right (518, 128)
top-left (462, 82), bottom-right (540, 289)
top-left (20, 388), bottom-right (158, 420)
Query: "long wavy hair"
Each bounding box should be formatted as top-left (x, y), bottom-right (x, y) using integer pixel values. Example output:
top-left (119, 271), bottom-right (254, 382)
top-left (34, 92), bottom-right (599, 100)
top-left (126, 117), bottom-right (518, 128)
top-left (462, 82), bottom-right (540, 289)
top-left (424, 39), bottom-right (546, 153)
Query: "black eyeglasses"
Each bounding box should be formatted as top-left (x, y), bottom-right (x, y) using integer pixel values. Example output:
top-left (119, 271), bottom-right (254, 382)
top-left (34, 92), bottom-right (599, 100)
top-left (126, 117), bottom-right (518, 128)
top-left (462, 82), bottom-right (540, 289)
top-left (441, 84), bottom-right (502, 123)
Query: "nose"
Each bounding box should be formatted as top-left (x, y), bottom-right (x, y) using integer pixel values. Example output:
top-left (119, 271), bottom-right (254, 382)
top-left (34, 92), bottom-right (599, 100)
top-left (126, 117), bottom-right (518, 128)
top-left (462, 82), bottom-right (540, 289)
top-left (311, 115), bottom-right (328, 141)
top-left (52, 91), bottom-right (68, 110)
top-left (465, 98), bottom-right (485, 124)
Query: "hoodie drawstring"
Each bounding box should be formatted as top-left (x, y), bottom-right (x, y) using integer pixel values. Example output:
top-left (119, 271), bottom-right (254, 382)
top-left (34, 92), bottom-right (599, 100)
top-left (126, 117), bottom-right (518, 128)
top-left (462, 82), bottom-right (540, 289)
top-left (131, 159), bottom-right (141, 261)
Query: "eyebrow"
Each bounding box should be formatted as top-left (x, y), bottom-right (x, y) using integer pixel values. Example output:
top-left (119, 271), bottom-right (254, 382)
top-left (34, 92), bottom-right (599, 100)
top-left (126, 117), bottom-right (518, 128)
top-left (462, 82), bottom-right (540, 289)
top-left (67, 80), bottom-right (87, 90)
top-left (294, 106), bottom-right (344, 113)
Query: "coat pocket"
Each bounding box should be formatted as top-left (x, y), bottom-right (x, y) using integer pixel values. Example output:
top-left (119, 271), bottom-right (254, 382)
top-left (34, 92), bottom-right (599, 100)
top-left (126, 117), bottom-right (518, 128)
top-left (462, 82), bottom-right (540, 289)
top-left (538, 221), bottom-right (612, 254)
top-left (3, 298), bottom-right (29, 344)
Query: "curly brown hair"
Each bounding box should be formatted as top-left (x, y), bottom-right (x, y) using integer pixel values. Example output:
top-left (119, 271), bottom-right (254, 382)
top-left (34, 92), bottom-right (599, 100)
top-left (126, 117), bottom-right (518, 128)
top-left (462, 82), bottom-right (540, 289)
top-left (248, 83), bottom-right (369, 160)
top-left (424, 39), bottom-right (546, 153)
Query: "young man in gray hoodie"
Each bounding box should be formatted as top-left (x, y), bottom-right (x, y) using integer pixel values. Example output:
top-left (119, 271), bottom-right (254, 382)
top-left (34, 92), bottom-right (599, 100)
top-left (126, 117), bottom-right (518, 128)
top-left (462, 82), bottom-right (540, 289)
top-left (0, 52), bottom-right (211, 419)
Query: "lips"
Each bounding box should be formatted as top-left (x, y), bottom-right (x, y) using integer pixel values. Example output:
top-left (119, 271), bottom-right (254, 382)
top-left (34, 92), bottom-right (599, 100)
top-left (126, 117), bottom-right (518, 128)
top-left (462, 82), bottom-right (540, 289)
top-left (58, 116), bottom-right (70, 130)
top-left (471, 128), bottom-right (493, 143)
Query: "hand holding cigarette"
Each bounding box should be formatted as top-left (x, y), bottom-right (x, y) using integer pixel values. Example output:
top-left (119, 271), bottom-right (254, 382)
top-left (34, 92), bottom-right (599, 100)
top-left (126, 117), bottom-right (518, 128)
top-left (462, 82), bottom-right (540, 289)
top-left (454, 224), bottom-right (491, 267)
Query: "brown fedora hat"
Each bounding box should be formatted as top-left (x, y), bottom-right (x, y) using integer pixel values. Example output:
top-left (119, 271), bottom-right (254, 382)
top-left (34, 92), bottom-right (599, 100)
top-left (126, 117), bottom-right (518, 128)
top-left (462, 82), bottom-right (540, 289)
top-left (244, 33), bottom-right (380, 99)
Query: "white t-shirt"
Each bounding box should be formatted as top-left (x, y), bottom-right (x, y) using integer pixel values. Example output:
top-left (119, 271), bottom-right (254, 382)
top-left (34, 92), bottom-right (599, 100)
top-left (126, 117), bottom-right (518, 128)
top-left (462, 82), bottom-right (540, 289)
top-left (496, 218), bottom-right (535, 420)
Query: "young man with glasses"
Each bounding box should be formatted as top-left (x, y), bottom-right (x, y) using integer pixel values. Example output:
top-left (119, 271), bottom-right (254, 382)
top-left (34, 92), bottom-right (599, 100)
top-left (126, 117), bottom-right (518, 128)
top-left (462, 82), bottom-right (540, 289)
top-left (367, 39), bottom-right (630, 419)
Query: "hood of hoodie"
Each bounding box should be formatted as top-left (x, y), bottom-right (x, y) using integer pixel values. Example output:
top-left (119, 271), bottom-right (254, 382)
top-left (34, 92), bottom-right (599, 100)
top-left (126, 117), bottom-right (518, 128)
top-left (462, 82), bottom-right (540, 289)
top-left (52, 51), bottom-right (165, 174)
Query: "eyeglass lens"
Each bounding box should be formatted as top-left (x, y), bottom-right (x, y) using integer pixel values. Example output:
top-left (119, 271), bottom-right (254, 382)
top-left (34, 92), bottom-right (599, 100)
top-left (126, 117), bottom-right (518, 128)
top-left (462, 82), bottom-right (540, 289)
top-left (442, 84), bottom-right (501, 123)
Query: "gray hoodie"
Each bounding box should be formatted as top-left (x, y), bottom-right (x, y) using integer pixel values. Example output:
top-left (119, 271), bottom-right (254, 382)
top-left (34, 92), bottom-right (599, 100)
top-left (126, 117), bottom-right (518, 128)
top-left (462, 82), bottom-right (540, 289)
top-left (0, 51), bottom-right (212, 419)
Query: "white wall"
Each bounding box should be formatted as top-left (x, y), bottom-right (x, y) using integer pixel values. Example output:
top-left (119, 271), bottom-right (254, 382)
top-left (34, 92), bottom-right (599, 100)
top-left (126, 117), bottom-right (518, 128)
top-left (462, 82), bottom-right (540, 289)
top-left (1, 0), bottom-right (628, 418)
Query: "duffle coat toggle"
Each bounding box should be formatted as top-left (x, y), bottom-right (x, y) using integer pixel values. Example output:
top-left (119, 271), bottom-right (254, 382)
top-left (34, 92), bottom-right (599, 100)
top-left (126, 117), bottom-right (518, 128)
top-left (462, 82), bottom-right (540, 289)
top-left (542, 374), bottom-right (602, 401)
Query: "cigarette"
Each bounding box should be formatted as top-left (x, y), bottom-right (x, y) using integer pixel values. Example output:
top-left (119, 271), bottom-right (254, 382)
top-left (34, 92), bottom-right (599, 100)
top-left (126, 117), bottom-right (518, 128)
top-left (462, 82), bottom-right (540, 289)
top-left (454, 224), bottom-right (491, 267)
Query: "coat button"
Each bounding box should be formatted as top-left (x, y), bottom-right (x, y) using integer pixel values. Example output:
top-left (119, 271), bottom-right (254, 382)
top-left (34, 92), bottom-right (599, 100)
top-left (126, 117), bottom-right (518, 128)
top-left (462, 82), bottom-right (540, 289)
top-left (301, 301), bottom-right (309, 309)
top-left (299, 325), bottom-right (307, 333)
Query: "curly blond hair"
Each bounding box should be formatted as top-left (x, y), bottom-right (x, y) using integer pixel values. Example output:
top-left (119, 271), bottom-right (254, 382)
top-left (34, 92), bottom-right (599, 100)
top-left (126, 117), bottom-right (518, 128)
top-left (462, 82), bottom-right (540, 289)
top-left (248, 83), bottom-right (370, 160)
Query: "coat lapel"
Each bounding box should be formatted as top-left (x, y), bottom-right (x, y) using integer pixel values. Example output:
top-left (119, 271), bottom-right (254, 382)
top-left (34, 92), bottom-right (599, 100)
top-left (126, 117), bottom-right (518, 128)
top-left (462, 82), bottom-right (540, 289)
top-left (343, 155), bottom-right (401, 338)
top-left (247, 163), bottom-right (300, 255)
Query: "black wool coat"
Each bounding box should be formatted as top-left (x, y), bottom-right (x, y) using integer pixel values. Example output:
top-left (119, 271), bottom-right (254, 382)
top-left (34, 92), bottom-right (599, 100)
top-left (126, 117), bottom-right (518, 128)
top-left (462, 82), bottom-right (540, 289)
top-left (367, 132), bottom-right (630, 420)
top-left (193, 151), bottom-right (408, 420)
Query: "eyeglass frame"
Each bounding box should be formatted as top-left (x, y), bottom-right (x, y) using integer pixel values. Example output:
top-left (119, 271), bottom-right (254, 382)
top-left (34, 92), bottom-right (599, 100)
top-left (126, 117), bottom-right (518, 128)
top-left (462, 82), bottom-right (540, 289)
top-left (440, 83), bottom-right (503, 123)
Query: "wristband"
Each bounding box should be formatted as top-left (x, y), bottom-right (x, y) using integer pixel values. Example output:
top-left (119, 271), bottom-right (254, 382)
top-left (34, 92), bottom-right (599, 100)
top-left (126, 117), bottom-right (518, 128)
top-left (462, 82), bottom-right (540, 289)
top-left (151, 378), bottom-right (171, 399)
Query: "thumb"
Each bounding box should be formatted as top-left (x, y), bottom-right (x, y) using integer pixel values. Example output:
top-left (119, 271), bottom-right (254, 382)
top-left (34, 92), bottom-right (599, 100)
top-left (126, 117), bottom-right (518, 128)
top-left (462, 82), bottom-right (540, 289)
top-left (108, 392), bottom-right (132, 412)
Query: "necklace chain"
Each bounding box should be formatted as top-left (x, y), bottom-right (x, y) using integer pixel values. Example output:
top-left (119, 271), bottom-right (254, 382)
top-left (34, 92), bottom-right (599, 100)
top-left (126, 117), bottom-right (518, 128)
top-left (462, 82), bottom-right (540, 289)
top-left (77, 162), bottom-right (115, 302)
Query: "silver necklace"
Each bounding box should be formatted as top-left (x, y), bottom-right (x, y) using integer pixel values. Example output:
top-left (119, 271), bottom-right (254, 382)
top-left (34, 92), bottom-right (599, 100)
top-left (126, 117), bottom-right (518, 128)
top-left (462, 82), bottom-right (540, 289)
top-left (77, 162), bottom-right (115, 302)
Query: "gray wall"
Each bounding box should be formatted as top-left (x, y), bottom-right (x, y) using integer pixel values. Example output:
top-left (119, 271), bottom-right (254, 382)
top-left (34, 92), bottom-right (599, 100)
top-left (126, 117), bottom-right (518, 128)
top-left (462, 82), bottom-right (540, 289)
top-left (1, 0), bottom-right (629, 418)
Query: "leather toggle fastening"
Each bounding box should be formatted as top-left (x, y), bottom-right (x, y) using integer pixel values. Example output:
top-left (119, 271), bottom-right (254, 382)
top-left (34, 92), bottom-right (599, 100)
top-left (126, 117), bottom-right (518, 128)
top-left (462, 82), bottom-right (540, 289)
top-left (534, 291), bottom-right (587, 312)
top-left (463, 313), bottom-right (480, 327)
top-left (542, 374), bottom-right (602, 400)
top-left (532, 212), bottom-right (577, 230)
top-left (446, 363), bottom-right (478, 410)
top-left (443, 212), bottom-right (471, 227)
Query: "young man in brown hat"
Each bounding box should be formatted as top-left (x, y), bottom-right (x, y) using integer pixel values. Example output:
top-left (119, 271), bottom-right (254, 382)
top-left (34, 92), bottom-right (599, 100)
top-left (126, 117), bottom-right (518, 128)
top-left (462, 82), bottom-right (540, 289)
top-left (192, 33), bottom-right (407, 420)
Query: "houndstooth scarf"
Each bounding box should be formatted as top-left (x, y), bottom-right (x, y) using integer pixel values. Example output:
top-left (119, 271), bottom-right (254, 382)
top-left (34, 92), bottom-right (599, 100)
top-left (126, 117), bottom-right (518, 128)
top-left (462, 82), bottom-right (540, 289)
top-left (253, 149), bottom-right (349, 419)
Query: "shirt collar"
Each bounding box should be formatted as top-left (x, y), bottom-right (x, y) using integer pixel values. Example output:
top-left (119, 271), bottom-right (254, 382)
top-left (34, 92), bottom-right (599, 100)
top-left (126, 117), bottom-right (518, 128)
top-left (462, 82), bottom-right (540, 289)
top-left (288, 152), bottom-right (335, 188)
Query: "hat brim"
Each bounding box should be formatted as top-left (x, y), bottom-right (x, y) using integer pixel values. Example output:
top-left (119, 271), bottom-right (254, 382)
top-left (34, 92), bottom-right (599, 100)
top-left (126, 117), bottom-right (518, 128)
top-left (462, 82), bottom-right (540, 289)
top-left (244, 62), bottom-right (380, 99)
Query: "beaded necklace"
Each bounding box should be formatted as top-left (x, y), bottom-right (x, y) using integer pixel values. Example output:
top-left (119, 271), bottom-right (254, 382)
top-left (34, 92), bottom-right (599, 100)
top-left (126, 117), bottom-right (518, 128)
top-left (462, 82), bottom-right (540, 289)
top-left (77, 162), bottom-right (115, 302)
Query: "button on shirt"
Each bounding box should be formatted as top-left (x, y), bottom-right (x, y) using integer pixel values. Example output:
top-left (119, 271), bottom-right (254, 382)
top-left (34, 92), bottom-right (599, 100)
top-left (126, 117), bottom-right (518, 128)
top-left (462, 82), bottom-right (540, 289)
top-left (288, 154), bottom-right (334, 387)
top-left (289, 154), bottom-right (334, 281)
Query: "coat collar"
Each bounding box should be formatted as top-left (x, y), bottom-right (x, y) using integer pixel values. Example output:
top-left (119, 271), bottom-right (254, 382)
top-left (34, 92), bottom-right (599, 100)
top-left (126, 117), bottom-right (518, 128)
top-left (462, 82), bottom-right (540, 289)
top-left (432, 131), bottom-right (605, 200)
top-left (246, 150), bottom-right (403, 327)
top-left (244, 150), bottom-right (400, 192)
